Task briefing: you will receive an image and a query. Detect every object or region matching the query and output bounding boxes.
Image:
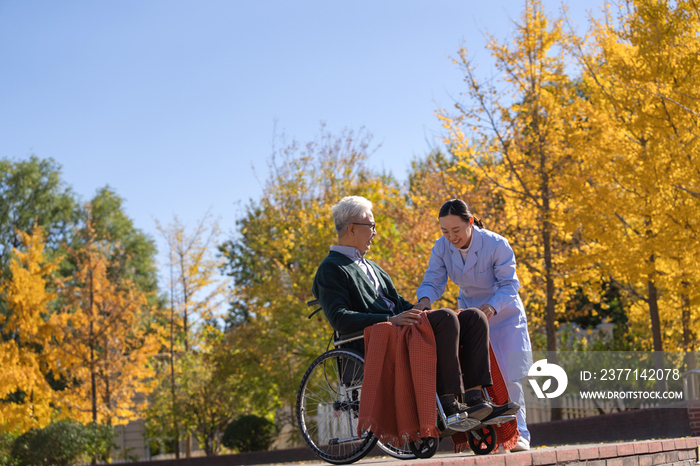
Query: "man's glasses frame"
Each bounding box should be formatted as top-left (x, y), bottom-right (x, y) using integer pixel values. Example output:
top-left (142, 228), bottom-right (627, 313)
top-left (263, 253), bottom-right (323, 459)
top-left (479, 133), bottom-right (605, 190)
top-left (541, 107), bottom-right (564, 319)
top-left (352, 222), bottom-right (376, 231)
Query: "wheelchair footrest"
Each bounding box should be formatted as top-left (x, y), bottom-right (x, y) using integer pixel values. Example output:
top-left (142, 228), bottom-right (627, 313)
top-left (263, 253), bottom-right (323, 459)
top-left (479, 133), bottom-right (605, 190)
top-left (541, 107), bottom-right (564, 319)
top-left (446, 412), bottom-right (481, 432)
top-left (328, 431), bottom-right (371, 445)
top-left (482, 414), bottom-right (516, 426)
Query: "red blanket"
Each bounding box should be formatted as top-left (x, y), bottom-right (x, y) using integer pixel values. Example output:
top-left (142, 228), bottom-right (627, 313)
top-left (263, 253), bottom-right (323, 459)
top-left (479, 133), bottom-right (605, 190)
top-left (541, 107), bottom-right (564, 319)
top-left (357, 310), bottom-right (519, 452)
top-left (357, 312), bottom-right (440, 444)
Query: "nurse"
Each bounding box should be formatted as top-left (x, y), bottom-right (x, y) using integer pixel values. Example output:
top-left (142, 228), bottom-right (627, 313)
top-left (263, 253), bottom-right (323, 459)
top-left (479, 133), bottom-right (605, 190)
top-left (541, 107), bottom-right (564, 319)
top-left (415, 199), bottom-right (533, 452)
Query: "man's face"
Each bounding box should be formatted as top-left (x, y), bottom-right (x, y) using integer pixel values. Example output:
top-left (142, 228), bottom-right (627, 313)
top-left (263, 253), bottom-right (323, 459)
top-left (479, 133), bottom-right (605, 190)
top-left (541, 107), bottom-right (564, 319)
top-left (349, 210), bottom-right (376, 255)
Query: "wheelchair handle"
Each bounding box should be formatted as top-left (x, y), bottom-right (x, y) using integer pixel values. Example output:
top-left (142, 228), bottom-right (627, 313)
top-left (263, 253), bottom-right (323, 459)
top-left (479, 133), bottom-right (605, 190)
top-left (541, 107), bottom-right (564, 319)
top-left (307, 299), bottom-right (323, 319)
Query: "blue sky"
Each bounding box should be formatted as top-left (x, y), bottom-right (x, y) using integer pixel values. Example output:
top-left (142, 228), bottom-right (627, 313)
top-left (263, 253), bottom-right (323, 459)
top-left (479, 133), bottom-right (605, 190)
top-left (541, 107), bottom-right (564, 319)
top-left (0, 0), bottom-right (600, 270)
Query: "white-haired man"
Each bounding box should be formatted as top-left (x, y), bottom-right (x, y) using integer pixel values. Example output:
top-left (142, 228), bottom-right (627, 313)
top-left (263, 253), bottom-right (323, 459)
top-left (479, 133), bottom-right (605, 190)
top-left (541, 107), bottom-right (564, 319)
top-left (312, 196), bottom-right (518, 426)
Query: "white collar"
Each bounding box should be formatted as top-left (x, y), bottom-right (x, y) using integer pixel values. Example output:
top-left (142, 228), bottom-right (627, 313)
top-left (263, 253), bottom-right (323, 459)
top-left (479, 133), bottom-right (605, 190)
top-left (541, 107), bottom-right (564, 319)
top-left (330, 245), bottom-right (365, 261)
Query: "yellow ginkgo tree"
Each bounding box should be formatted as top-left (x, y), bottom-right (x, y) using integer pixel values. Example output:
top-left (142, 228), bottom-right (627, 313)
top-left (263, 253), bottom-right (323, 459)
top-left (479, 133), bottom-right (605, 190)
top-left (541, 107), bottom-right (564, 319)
top-left (438, 0), bottom-right (585, 354)
top-left (0, 227), bottom-right (59, 432)
top-left (567, 0), bottom-right (700, 362)
top-left (54, 213), bottom-right (159, 426)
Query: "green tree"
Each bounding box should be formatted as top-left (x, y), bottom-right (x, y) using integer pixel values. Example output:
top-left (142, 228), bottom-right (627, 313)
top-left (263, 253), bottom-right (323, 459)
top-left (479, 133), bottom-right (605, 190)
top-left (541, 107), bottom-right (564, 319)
top-left (88, 187), bottom-right (159, 297)
top-left (219, 126), bottom-right (404, 438)
top-left (146, 329), bottom-right (248, 457)
top-left (0, 157), bottom-right (78, 277)
top-left (148, 214), bottom-right (225, 457)
top-left (0, 157), bottom-right (79, 336)
top-left (177, 346), bottom-right (244, 456)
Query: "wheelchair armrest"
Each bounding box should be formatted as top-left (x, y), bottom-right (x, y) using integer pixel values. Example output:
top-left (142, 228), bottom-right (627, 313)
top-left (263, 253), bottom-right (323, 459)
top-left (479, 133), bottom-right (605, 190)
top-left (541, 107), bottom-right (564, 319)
top-left (333, 330), bottom-right (365, 347)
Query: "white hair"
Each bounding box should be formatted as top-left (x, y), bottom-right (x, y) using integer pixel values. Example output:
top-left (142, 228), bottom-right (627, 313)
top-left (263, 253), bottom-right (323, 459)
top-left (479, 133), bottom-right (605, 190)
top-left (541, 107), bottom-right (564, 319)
top-left (331, 196), bottom-right (373, 237)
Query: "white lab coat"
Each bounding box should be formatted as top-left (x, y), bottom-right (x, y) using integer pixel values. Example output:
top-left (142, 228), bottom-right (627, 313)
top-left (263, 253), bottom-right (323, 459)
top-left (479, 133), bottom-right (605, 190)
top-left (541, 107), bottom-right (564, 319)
top-left (416, 226), bottom-right (533, 441)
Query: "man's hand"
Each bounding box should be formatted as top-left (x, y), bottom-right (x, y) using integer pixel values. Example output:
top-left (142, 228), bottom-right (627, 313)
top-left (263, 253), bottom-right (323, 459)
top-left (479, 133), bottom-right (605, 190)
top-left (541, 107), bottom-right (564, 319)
top-left (389, 309), bottom-right (421, 326)
top-left (479, 304), bottom-right (496, 320)
top-left (412, 297), bottom-right (431, 311)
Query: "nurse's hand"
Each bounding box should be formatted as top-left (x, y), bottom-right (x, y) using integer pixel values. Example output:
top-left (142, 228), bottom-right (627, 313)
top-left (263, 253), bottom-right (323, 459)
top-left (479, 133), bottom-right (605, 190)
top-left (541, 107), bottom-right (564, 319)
top-left (480, 304), bottom-right (496, 320)
top-left (389, 309), bottom-right (421, 326)
top-left (412, 298), bottom-right (431, 311)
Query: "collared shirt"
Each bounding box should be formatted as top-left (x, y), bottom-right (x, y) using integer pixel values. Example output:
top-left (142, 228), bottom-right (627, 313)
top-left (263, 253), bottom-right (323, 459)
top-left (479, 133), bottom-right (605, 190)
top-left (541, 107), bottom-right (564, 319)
top-left (458, 243), bottom-right (470, 264)
top-left (330, 245), bottom-right (396, 313)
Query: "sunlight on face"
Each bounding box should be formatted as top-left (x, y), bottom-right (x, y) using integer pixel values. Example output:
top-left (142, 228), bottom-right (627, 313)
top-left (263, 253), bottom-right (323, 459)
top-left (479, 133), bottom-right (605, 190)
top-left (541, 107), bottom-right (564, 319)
top-left (351, 211), bottom-right (376, 255)
top-left (439, 214), bottom-right (472, 249)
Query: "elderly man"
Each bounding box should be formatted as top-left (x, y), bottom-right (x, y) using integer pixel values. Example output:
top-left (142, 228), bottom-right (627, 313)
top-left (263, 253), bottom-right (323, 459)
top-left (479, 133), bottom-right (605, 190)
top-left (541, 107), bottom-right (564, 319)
top-left (312, 196), bottom-right (517, 427)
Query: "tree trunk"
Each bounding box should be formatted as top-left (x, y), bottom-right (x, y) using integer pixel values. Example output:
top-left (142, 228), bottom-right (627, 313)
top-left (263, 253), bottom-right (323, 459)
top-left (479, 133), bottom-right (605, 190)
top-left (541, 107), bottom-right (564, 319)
top-left (89, 266), bottom-right (98, 424)
top-left (647, 278), bottom-right (663, 353)
top-left (647, 278), bottom-right (668, 392)
top-left (681, 285), bottom-right (696, 372)
top-left (180, 255), bottom-right (189, 353)
top-left (105, 342), bottom-right (111, 424)
top-left (90, 335), bottom-right (97, 423)
top-left (543, 221), bottom-right (557, 354)
top-left (540, 144), bottom-right (561, 420)
top-left (89, 266), bottom-right (98, 465)
top-left (169, 257), bottom-right (180, 459)
top-left (105, 377), bottom-right (113, 460)
top-left (204, 432), bottom-right (213, 456)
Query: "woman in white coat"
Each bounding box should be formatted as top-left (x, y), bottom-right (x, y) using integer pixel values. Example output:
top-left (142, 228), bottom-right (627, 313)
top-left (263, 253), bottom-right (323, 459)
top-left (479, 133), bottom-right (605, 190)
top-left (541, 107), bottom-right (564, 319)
top-left (415, 199), bottom-right (533, 451)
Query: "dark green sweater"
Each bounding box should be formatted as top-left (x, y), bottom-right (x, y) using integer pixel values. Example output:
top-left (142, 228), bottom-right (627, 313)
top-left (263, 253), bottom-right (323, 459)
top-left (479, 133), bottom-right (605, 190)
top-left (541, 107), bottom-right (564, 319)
top-left (312, 251), bottom-right (414, 335)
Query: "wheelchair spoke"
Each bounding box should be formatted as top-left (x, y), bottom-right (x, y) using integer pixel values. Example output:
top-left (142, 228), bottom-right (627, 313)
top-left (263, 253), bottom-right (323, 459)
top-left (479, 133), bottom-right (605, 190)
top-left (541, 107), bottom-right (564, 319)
top-left (297, 349), bottom-right (376, 464)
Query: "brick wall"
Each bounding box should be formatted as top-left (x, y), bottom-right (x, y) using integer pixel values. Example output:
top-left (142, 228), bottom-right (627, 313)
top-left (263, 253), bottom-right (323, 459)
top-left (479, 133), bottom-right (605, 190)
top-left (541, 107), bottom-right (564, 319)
top-left (687, 400), bottom-right (700, 436)
top-left (529, 407), bottom-right (691, 446)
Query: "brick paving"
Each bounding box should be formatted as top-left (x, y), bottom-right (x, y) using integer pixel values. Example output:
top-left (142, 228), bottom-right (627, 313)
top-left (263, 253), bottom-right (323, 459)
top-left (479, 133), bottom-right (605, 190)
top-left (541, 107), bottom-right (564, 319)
top-left (254, 437), bottom-right (699, 466)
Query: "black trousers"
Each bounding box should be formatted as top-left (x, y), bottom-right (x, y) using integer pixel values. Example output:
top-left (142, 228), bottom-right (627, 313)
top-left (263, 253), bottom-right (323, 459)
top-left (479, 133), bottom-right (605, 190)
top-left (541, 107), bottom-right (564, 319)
top-left (426, 308), bottom-right (492, 396)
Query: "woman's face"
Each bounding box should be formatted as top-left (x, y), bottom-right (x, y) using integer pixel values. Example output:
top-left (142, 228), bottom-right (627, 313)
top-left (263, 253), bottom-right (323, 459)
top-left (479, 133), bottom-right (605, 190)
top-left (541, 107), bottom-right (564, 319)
top-left (439, 214), bottom-right (473, 249)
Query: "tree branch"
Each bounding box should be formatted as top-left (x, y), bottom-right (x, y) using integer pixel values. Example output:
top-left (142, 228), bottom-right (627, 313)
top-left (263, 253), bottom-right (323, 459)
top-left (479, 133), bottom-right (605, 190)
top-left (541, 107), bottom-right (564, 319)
top-left (674, 184), bottom-right (700, 198)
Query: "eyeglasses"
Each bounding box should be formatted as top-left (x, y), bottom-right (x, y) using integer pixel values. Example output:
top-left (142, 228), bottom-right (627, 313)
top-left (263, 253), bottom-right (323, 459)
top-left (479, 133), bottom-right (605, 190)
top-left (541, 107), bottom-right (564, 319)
top-left (353, 222), bottom-right (376, 231)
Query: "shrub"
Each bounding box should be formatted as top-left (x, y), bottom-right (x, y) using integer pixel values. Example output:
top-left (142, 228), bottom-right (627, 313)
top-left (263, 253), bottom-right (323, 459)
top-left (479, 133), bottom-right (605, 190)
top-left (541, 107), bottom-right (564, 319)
top-left (84, 423), bottom-right (118, 463)
top-left (11, 421), bottom-right (90, 466)
top-left (222, 415), bottom-right (277, 453)
top-left (0, 432), bottom-right (18, 466)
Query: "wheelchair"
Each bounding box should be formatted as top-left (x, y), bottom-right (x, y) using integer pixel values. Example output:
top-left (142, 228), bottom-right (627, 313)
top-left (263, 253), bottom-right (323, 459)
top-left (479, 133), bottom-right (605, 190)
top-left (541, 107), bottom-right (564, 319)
top-left (296, 300), bottom-right (516, 464)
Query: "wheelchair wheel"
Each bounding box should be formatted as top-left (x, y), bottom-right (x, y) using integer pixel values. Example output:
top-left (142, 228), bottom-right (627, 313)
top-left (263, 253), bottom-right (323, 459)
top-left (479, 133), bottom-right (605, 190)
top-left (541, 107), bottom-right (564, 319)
top-left (468, 425), bottom-right (497, 455)
top-left (297, 349), bottom-right (377, 464)
top-left (408, 437), bottom-right (439, 459)
top-left (376, 439), bottom-right (417, 460)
